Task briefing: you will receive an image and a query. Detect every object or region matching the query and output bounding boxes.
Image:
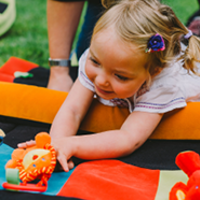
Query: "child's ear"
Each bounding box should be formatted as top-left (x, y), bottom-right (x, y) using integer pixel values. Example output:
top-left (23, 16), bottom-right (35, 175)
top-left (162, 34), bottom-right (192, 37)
top-left (151, 67), bottom-right (162, 78)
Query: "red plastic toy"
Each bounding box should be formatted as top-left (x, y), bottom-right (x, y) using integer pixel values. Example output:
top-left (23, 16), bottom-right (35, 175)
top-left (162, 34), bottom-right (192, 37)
top-left (169, 151), bottom-right (200, 200)
top-left (2, 132), bottom-right (56, 192)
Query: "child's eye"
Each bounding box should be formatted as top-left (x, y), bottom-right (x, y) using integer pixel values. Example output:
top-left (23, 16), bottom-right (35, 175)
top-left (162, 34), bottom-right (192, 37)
top-left (115, 74), bottom-right (129, 81)
top-left (89, 57), bottom-right (100, 65)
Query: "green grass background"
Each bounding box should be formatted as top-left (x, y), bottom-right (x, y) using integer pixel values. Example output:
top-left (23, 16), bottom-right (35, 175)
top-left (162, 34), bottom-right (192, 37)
top-left (0, 0), bottom-right (198, 68)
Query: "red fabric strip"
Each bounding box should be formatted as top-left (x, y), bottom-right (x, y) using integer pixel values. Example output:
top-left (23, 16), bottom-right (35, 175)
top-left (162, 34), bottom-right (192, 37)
top-left (58, 160), bottom-right (160, 200)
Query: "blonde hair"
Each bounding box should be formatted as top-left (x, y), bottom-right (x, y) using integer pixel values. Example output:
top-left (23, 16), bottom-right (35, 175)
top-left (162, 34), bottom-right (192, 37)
top-left (92, 0), bottom-right (200, 76)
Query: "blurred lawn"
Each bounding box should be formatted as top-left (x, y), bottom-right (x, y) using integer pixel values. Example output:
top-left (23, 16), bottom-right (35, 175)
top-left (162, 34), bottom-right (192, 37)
top-left (0, 0), bottom-right (198, 67)
top-left (163, 0), bottom-right (199, 23)
top-left (0, 0), bottom-right (49, 67)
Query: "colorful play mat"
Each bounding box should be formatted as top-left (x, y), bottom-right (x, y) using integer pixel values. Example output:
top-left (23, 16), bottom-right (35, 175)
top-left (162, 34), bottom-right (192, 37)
top-left (0, 57), bottom-right (200, 200)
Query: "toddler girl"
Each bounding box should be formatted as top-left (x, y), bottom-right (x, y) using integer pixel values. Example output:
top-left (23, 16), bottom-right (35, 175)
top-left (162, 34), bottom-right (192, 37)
top-left (19, 0), bottom-right (200, 171)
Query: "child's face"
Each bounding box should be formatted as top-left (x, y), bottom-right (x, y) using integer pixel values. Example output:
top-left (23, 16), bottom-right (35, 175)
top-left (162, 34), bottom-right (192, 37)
top-left (85, 27), bottom-right (149, 100)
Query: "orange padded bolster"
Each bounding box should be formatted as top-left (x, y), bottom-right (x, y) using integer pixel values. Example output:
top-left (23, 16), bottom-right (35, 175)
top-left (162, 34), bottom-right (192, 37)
top-left (0, 82), bottom-right (67, 124)
top-left (0, 82), bottom-right (199, 140)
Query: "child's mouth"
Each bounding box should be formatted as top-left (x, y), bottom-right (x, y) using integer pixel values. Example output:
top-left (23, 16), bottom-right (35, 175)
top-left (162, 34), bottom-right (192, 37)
top-left (95, 85), bottom-right (113, 95)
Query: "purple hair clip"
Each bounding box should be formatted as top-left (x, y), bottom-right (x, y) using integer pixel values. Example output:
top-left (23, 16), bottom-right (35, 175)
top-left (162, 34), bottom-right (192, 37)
top-left (145, 33), bottom-right (165, 53)
top-left (184, 30), bottom-right (193, 39)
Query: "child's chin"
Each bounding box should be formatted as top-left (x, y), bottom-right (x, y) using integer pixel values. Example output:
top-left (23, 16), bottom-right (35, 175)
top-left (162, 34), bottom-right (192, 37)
top-left (96, 92), bottom-right (114, 100)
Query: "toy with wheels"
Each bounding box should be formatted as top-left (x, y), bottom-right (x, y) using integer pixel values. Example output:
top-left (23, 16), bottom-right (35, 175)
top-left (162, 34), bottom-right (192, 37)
top-left (169, 151), bottom-right (200, 200)
top-left (2, 132), bottom-right (56, 192)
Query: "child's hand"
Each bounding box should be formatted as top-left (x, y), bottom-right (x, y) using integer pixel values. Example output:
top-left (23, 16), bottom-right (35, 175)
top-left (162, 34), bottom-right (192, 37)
top-left (51, 137), bottom-right (75, 172)
top-left (17, 137), bottom-right (75, 172)
top-left (17, 140), bottom-right (36, 148)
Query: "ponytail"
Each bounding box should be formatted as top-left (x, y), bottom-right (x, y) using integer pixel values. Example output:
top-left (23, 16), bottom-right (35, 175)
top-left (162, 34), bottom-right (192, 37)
top-left (179, 33), bottom-right (200, 74)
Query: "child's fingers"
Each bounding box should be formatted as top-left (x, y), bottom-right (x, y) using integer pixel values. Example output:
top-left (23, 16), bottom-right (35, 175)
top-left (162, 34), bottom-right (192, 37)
top-left (26, 140), bottom-right (36, 146)
top-left (57, 152), bottom-right (69, 172)
top-left (17, 142), bottom-right (27, 148)
top-left (68, 159), bottom-right (75, 170)
top-left (17, 140), bottom-right (36, 148)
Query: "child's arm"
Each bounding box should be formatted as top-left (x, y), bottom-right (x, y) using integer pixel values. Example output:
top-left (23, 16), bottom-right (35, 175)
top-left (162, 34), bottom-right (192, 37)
top-left (52, 111), bottom-right (163, 171)
top-left (17, 78), bottom-right (94, 149)
top-left (50, 78), bottom-right (94, 139)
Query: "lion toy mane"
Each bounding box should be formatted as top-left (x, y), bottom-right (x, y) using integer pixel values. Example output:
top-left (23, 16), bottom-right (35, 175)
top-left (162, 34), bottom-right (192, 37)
top-left (5, 132), bottom-right (56, 186)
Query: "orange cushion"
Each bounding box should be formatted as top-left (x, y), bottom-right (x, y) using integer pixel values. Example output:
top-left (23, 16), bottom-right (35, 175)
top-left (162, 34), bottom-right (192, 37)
top-left (0, 81), bottom-right (199, 140)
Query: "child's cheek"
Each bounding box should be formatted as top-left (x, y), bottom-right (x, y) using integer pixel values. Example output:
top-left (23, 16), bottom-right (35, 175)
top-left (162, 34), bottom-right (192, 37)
top-left (85, 62), bottom-right (95, 83)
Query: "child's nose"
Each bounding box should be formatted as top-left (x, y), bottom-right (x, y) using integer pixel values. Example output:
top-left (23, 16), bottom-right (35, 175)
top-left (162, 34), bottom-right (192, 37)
top-left (96, 74), bottom-right (109, 87)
